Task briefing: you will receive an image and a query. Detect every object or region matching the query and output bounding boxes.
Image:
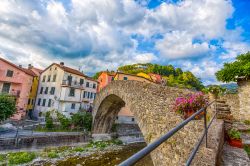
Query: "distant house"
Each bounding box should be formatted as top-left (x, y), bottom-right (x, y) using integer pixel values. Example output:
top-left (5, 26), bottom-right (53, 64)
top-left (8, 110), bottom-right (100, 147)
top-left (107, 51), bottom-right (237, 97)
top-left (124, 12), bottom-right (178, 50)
top-left (97, 71), bottom-right (116, 92)
top-left (34, 62), bottom-right (98, 118)
top-left (114, 72), bottom-right (153, 83)
top-left (0, 57), bottom-right (37, 120)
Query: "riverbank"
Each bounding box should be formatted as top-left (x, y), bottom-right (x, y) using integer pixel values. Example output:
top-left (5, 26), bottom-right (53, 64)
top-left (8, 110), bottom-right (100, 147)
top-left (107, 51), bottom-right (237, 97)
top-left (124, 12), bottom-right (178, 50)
top-left (0, 140), bottom-right (153, 166)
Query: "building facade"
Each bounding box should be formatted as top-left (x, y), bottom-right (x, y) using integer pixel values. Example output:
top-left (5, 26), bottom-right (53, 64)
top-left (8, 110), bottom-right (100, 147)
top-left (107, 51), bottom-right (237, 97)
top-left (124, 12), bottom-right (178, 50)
top-left (97, 71), bottom-right (115, 92)
top-left (0, 57), bottom-right (35, 120)
top-left (34, 62), bottom-right (98, 118)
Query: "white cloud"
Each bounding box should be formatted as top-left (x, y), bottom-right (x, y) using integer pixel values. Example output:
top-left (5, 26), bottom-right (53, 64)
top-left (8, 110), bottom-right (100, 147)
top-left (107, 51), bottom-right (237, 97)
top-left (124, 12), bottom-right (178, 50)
top-left (156, 31), bottom-right (210, 59)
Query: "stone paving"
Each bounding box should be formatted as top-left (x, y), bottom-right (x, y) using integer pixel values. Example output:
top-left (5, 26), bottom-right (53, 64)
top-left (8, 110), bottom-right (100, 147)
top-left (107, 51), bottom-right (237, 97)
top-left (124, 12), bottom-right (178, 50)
top-left (221, 143), bottom-right (250, 166)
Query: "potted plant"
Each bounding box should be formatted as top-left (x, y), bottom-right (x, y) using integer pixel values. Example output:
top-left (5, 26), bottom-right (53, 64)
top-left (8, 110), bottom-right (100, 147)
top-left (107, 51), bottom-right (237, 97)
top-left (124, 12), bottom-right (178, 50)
top-left (174, 92), bottom-right (208, 120)
top-left (227, 128), bottom-right (242, 148)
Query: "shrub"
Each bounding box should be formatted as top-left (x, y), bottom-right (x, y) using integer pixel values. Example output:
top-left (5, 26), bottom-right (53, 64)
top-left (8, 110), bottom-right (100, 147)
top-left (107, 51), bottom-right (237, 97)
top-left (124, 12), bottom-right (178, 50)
top-left (174, 92), bottom-right (208, 115)
top-left (47, 151), bottom-right (59, 158)
top-left (244, 145), bottom-right (250, 156)
top-left (244, 120), bottom-right (250, 125)
top-left (8, 152), bottom-right (36, 165)
top-left (72, 147), bottom-right (85, 152)
top-left (0, 154), bottom-right (6, 163)
top-left (0, 94), bottom-right (16, 121)
top-left (228, 129), bottom-right (241, 140)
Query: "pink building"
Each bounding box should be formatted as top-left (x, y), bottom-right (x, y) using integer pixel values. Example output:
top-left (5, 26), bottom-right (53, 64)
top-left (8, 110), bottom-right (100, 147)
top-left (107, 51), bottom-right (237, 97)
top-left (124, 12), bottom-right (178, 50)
top-left (0, 57), bottom-right (35, 120)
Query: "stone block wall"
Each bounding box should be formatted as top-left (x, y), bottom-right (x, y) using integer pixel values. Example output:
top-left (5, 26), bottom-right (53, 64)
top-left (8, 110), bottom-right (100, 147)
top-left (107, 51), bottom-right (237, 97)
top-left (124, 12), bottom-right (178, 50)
top-left (219, 94), bottom-right (240, 120)
top-left (238, 80), bottom-right (250, 121)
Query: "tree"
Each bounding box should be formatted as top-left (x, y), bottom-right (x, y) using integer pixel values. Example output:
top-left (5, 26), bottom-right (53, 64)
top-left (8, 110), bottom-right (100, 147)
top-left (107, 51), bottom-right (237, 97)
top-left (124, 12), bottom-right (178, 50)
top-left (216, 52), bottom-right (250, 82)
top-left (45, 112), bottom-right (54, 129)
top-left (71, 112), bottom-right (92, 131)
top-left (56, 111), bottom-right (71, 129)
top-left (0, 94), bottom-right (16, 122)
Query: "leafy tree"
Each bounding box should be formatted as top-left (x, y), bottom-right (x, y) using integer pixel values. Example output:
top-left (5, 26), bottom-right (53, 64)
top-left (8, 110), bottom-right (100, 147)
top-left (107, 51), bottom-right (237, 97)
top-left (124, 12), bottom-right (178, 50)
top-left (0, 94), bottom-right (16, 121)
top-left (56, 111), bottom-right (71, 129)
top-left (92, 71), bottom-right (102, 79)
top-left (216, 52), bottom-right (250, 82)
top-left (71, 111), bottom-right (93, 131)
top-left (45, 112), bottom-right (54, 129)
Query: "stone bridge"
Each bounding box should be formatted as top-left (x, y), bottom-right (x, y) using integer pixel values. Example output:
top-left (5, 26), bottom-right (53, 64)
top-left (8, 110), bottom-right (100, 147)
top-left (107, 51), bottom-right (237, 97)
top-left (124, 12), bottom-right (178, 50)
top-left (92, 81), bottom-right (223, 166)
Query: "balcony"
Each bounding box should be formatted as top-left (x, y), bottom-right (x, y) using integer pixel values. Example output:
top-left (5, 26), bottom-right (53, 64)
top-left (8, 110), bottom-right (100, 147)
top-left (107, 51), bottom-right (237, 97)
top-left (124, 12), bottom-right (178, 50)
top-left (61, 80), bottom-right (85, 89)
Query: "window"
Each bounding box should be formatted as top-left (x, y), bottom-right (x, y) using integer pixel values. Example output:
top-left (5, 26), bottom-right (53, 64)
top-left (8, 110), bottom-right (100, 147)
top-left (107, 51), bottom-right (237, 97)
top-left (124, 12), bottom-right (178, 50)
top-left (6, 70), bottom-right (13, 77)
top-left (53, 75), bottom-right (57, 82)
top-left (90, 92), bottom-right (93, 99)
top-left (40, 87), bottom-right (43, 94)
top-left (83, 91), bottom-right (87, 98)
top-left (123, 77), bottom-right (128, 80)
top-left (44, 87), bottom-right (48, 94)
top-left (42, 99), bottom-right (46, 106)
top-left (93, 83), bottom-right (96, 89)
top-left (50, 87), bottom-right (55, 95)
top-left (37, 98), bottom-right (41, 106)
top-left (2, 83), bottom-right (11, 93)
top-left (47, 75), bottom-right (51, 82)
top-left (28, 99), bottom-right (31, 105)
top-left (71, 103), bottom-right (75, 109)
top-left (42, 75), bottom-right (46, 82)
top-left (69, 88), bottom-right (75, 97)
top-left (87, 92), bottom-right (90, 99)
top-left (80, 79), bottom-right (84, 85)
top-left (48, 99), bottom-right (52, 107)
top-left (111, 77), bottom-right (114, 81)
top-left (94, 93), bottom-right (96, 99)
top-left (132, 118), bottom-right (135, 122)
top-left (86, 82), bottom-right (89, 87)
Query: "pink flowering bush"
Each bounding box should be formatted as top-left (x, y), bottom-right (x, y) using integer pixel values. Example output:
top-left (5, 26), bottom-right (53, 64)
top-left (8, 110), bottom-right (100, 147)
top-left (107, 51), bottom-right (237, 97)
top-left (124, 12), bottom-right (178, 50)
top-left (174, 92), bottom-right (208, 119)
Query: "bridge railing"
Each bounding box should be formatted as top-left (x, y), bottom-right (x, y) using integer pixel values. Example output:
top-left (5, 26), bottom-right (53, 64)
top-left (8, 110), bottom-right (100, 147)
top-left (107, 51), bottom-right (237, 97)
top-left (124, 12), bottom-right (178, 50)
top-left (119, 100), bottom-right (217, 166)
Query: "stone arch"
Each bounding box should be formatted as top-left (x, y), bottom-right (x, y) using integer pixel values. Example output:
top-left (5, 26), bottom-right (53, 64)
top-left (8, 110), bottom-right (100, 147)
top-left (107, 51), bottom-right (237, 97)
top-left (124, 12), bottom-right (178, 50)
top-left (92, 81), bottom-right (205, 166)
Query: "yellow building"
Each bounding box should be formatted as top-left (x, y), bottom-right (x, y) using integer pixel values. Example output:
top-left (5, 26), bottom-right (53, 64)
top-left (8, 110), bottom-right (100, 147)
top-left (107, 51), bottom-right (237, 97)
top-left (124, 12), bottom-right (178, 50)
top-left (25, 66), bottom-right (43, 118)
top-left (114, 72), bottom-right (153, 83)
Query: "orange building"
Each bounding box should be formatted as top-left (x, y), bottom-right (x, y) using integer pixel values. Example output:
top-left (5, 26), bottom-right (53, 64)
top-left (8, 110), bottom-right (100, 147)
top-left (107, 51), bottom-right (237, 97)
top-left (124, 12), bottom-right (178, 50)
top-left (97, 71), bottom-right (116, 92)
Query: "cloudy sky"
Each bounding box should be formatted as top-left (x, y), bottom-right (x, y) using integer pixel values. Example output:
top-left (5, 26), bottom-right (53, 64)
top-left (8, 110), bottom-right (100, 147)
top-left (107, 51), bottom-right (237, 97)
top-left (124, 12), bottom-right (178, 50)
top-left (0, 0), bottom-right (249, 85)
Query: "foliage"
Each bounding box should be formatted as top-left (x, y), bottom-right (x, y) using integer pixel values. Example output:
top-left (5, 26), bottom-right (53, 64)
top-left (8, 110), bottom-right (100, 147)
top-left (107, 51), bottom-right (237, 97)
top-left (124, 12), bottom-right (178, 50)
top-left (0, 154), bottom-right (6, 163)
top-left (8, 152), bottom-right (36, 165)
top-left (47, 151), bottom-right (59, 158)
top-left (228, 128), bottom-right (241, 140)
top-left (244, 145), bottom-right (250, 156)
top-left (117, 63), bottom-right (204, 90)
top-left (0, 94), bottom-right (16, 121)
top-left (71, 111), bottom-right (92, 131)
top-left (174, 92), bottom-right (208, 115)
top-left (204, 85), bottom-right (226, 97)
top-left (92, 71), bottom-right (102, 79)
top-left (244, 120), bottom-right (250, 125)
top-left (56, 111), bottom-right (71, 129)
top-left (45, 112), bottom-right (54, 129)
top-left (72, 147), bottom-right (86, 152)
top-left (216, 52), bottom-right (250, 82)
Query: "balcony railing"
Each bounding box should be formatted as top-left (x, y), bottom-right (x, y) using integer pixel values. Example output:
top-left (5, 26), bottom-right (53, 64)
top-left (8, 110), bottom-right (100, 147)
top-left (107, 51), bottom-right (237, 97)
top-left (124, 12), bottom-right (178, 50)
top-left (61, 80), bottom-right (84, 89)
top-left (119, 100), bottom-right (217, 166)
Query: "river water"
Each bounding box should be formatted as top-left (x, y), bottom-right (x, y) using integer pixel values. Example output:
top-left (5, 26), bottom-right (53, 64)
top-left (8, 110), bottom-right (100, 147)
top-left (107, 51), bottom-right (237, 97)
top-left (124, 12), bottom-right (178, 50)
top-left (53, 143), bottom-right (153, 166)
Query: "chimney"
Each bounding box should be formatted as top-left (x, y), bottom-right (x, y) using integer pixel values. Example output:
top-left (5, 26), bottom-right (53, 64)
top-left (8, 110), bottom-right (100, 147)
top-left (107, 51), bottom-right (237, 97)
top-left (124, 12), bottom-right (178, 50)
top-left (19, 65), bottom-right (22, 68)
top-left (60, 62), bottom-right (64, 66)
top-left (28, 64), bottom-right (33, 69)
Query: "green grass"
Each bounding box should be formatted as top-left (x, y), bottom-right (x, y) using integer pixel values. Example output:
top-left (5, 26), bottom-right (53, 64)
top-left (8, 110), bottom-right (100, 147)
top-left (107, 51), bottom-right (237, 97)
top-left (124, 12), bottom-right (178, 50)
top-left (8, 152), bottom-right (36, 165)
top-left (47, 151), bottom-right (59, 158)
top-left (71, 147), bottom-right (86, 152)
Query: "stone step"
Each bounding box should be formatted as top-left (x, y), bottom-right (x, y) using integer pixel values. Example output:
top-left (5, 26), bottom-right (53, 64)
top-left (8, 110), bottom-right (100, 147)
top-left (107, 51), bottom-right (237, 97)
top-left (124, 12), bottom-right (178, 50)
top-left (216, 100), bottom-right (226, 104)
top-left (217, 114), bottom-right (234, 120)
top-left (217, 108), bottom-right (230, 112)
top-left (216, 103), bottom-right (229, 107)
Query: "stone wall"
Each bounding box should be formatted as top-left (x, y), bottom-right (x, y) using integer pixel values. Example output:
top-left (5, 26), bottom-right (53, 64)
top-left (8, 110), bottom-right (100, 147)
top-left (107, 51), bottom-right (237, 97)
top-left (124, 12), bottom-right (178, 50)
top-left (219, 94), bottom-right (240, 120)
top-left (238, 80), bottom-right (250, 121)
top-left (0, 134), bottom-right (90, 150)
top-left (92, 81), bottom-right (222, 166)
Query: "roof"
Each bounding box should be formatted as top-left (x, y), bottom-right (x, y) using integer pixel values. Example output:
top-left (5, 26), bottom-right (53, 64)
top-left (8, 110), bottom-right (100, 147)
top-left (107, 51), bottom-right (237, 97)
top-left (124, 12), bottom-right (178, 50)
top-left (43, 63), bottom-right (98, 83)
top-left (0, 57), bottom-right (36, 77)
top-left (32, 67), bottom-right (43, 74)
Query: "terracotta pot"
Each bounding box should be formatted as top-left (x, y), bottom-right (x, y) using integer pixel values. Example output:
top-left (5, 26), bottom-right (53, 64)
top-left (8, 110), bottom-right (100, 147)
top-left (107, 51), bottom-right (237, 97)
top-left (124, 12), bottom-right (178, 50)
top-left (183, 110), bottom-right (204, 120)
top-left (228, 138), bottom-right (243, 148)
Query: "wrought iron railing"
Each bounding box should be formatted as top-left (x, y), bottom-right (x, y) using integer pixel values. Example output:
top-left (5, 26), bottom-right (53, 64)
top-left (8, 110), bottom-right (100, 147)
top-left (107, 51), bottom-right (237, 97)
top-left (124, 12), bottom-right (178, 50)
top-left (119, 100), bottom-right (217, 166)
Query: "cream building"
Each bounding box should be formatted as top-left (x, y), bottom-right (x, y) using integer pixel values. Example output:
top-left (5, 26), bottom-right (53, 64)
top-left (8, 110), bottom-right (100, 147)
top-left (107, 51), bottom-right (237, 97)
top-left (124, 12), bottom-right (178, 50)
top-left (34, 62), bottom-right (98, 118)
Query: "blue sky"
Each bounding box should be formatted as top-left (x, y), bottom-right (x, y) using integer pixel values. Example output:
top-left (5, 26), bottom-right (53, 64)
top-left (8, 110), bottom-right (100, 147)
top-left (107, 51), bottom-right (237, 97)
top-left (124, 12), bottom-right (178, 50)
top-left (0, 0), bottom-right (249, 85)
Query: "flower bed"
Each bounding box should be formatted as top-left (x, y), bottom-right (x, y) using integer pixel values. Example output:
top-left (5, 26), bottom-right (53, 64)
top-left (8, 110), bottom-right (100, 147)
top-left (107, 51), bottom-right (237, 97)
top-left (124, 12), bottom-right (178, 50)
top-left (174, 92), bottom-right (208, 119)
